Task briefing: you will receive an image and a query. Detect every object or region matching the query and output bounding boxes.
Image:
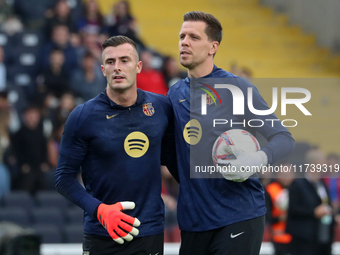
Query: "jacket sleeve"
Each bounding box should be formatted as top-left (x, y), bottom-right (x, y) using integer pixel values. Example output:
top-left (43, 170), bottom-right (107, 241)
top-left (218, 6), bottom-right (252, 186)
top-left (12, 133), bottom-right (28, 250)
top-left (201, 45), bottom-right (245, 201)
top-left (55, 104), bottom-right (101, 219)
top-left (161, 98), bottom-right (179, 183)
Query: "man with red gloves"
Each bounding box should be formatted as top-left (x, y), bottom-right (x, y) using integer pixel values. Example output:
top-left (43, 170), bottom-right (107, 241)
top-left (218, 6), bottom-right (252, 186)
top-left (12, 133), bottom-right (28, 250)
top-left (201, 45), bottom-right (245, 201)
top-left (97, 202), bottom-right (140, 244)
top-left (55, 35), bottom-right (175, 254)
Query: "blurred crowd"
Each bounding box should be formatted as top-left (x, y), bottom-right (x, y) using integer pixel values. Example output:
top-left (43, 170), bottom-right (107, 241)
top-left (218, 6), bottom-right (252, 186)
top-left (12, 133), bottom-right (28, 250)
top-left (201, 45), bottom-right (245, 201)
top-left (263, 145), bottom-right (340, 255)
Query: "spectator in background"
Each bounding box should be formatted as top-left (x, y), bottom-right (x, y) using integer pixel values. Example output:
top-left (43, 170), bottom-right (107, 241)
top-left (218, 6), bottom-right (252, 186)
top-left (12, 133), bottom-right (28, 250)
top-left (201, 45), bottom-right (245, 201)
top-left (11, 105), bottom-right (49, 194)
top-left (324, 153), bottom-right (340, 212)
top-left (106, 0), bottom-right (145, 50)
top-left (0, 91), bottom-right (10, 197)
top-left (77, 0), bottom-right (104, 35)
top-left (286, 148), bottom-right (335, 255)
top-left (0, 46), bottom-right (6, 91)
top-left (48, 122), bottom-right (64, 168)
top-left (162, 56), bottom-right (187, 88)
top-left (48, 92), bottom-right (75, 127)
top-left (0, 91), bottom-right (21, 187)
top-left (47, 123), bottom-right (64, 165)
top-left (0, 0), bottom-right (23, 36)
top-left (70, 52), bottom-right (106, 102)
top-left (0, 0), bottom-right (12, 25)
top-left (39, 91), bottom-right (75, 146)
top-left (13, 0), bottom-right (54, 30)
top-left (68, 0), bottom-right (86, 26)
top-left (77, 31), bottom-right (104, 65)
top-left (266, 167), bottom-right (294, 255)
top-left (41, 24), bottom-right (78, 74)
top-left (44, 0), bottom-right (77, 41)
top-left (137, 50), bottom-right (168, 95)
top-left (46, 121), bottom-right (64, 189)
top-left (1, 88), bottom-right (21, 134)
top-left (37, 49), bottom-right (70, 99)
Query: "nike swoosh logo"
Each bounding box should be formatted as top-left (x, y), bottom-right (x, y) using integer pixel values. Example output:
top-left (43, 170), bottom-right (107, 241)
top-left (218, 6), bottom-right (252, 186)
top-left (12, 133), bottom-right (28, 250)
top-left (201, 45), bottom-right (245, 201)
top-left (106, 114), bottom-right (119, 119)
top-left (179, 99), bottom-right (187, 103)
top-left (230, 232), bottom-right (244, 238)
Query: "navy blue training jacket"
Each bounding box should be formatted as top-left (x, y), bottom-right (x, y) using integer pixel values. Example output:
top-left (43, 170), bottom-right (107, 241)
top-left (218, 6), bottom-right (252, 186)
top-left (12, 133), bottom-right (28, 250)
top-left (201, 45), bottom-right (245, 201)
top-left (167, 66), bottom-right (295, 231)
top-left (55, 89), bottom-right (173, 237)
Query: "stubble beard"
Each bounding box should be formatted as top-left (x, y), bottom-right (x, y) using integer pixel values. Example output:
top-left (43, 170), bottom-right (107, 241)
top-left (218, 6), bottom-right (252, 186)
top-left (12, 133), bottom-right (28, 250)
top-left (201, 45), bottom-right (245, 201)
top-left (180, 59), bottom-right (197, 71)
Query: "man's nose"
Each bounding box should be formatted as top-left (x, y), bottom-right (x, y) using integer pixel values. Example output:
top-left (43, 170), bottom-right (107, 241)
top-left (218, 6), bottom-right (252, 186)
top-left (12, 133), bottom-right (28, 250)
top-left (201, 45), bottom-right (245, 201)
top-left (114, 62), bottom-right (121, 72)
top-left (181, 36), bottom-right (189, 46)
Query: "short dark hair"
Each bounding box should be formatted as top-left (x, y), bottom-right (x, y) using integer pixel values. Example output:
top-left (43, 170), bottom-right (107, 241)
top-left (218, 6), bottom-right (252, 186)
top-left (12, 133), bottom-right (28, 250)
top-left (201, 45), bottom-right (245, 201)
top-left (102, 35), bottom-right (138, 53)
top-left (183, 11), bottom-right (222, 44)
top-left (50, 48), bottom-right (64, 56)
top-left (83, 51), bottom-right (94, 59)
top-left (0, 91), bottom-right (8, 99)
top-left (23, 104), bottom-right (41, 114)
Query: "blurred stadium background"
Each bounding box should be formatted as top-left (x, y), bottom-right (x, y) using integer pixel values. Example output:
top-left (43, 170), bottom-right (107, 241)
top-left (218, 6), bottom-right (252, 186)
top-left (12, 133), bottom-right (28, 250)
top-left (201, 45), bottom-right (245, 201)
top-left (1, 0), bottom-right (340, 254)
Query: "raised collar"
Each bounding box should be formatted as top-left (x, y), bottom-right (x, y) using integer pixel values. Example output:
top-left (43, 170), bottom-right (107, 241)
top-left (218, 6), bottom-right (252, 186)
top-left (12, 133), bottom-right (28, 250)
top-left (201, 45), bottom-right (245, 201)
top-left (184, 65), bottom-right (218, 85)
top-left (101, 88), bottom-right (146, 109)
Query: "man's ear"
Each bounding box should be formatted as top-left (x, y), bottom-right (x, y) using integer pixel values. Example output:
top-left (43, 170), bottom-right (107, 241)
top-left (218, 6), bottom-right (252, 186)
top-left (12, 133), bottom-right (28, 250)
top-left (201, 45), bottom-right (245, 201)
top-left (101, 65), bottom-right (106, 77)
top-left (137, 61), bottom-right (142, 74)
top-left (209, 41), bottom-right (219, 56)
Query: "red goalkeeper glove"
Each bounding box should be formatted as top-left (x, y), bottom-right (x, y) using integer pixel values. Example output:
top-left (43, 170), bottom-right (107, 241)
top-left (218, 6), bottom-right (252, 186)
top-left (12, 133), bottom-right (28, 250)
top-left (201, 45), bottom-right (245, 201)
top-left (97, 201), bottom-right (141, 244)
